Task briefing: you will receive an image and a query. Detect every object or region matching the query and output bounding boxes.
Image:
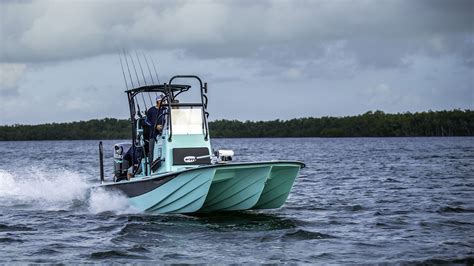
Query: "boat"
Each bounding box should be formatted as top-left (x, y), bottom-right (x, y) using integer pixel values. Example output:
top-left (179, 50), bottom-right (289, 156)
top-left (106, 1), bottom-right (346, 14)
top-left (97, 74), bottom-right (305, 213)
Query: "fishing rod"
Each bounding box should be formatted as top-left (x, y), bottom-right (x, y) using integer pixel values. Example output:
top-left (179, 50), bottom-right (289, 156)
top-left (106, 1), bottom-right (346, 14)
top-left (118, 53), bottom-right (129, 91)
top-left (128, 51), bottom-right (141, 87)
top-left (135, 51), bottom-right (147, 86)
top-left (135, 51), bottom-right (153, 107)
top-left (122, 49), bottom-right (135, 89)
top-left (128, 51), bottom-right (148, 110)
top-left (143, 52), bottom-right (155, 85)
top-left (142, 52), bottom-right (158, 98)
top-left (149, 55), bottom-right (161, 85)
top-left (126, 50), bottom-right (149, 170)
top-left (123, 49), bottom-right (141, 114)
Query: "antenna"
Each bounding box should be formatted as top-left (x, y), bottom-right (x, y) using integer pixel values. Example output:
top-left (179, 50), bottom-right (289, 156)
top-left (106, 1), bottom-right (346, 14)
top-left (149, 55), bottom-right (161, 85)
top-left (118, 53), bottom-right (129, 90)
top-left (135, 51), bottom-right (153, 106)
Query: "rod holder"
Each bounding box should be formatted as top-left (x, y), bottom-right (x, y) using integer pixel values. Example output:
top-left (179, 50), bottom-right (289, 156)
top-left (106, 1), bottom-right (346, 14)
top-left (99, 141), bottom-right (104, 184)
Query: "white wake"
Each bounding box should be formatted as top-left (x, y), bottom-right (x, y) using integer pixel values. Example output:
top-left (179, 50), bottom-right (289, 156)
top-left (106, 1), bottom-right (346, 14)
top-left (88, 187), bottom-right (139, 214)
top-left (0, 168), bottom-right (138, 214)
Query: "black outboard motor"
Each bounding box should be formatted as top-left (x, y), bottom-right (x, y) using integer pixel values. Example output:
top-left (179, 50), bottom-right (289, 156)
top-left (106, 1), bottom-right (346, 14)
top-left (114, 142), bottom-right (132, 181)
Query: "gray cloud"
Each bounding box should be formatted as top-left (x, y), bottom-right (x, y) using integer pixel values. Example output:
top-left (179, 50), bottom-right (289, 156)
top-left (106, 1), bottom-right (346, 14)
top-left (1, 0), bottom-right (472, 68)
top-left (0, 0), bottom-right (472, 125)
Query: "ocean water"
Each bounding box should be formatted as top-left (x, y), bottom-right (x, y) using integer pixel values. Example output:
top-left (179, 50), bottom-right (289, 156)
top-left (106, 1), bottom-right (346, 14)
top-left (0, 137), bottom-right (473, 264)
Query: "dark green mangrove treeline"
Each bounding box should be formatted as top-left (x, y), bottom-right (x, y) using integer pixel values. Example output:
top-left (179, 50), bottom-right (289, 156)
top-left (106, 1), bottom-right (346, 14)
top-left (0, 118), bottom-right (131, 141)
top-left (211, 110), bottom-right (473, 138)
top-left (0, 110), bottom-right (472, 141)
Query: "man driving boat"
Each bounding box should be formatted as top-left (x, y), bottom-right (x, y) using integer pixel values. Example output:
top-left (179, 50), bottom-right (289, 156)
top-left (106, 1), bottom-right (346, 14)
top-left (145, 95), bottom-right (167, 165)
top-left (146, 95), bottom-right (166, 139)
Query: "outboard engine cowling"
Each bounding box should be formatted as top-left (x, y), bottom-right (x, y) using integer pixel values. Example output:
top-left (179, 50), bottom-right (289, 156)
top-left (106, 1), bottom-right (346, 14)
top-left (214, 149), bottom-right (234, 162)
top-left (113, 142), bottom-right (132, 180)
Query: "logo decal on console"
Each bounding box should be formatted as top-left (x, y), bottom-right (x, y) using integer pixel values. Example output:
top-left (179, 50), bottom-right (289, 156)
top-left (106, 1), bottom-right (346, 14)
top-left (184, 156), bottom-right (196, 163)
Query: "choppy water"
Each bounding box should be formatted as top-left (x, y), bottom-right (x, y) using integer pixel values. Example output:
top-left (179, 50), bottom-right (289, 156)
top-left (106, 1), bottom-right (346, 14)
top-left (0, 138), bottom-right (473, 264)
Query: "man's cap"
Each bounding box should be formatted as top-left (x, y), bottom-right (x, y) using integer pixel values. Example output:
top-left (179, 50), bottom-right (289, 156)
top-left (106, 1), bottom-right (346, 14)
top-left (156, 95), bottom-right (164, 102)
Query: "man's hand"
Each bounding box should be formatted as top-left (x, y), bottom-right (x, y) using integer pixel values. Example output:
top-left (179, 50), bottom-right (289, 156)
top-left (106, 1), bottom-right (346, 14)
top-left (156, 125), bottom-right (163, 131)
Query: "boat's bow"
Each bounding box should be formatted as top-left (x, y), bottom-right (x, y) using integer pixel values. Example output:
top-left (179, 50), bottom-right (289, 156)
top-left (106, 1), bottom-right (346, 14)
top-left (198, 161), bottom-right (305, 212)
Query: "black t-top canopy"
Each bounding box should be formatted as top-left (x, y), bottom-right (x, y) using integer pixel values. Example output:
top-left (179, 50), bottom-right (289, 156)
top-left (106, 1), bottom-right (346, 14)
top-left (125, 84), bottom-right (191, 94)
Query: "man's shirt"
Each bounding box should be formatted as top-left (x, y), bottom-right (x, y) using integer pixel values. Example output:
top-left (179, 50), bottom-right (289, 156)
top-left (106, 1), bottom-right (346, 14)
top-left (146, 105), bottom-right (166, 138)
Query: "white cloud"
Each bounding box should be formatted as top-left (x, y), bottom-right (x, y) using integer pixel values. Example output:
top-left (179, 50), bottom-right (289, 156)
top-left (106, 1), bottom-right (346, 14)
top-left (365, 84), bottom-right (401, 106)
top-left (0, 63), bottom-right (26, 97)
top-left (284, 68), bottom-right (302, 80)
top-left (430, 35), bottom-right (445, 52)
top-left (0, 63), bottom-right (26, 87)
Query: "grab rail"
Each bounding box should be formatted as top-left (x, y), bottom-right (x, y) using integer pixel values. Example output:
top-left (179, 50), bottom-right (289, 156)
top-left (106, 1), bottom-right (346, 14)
top-left (167, 75), bottom-right (209, 142)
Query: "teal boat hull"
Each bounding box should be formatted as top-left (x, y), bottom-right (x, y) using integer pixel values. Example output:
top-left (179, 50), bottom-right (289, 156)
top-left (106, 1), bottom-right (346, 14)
top-left (100, 168), bottom-right (214, 213)
top-left (99, 161), bottom-right (304, 214)
top-left (199, 165), bottom-right (272, 212)
top-left (252, 164), bottom-right (301, 209)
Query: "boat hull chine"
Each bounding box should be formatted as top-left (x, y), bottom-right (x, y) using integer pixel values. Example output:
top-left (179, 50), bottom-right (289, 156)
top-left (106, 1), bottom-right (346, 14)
top-left (199, 165), bottom-right (272, 212)
top-left (252, 165), bottom-right (300, 209)
top-left (102, 168), bottom-right (214, 214)
top-left (141, 169), bottom-right (215, 213)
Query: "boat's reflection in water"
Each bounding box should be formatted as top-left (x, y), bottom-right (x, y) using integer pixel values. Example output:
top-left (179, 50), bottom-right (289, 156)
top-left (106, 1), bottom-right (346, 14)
top-left (189, 211), bottom-right (298, 231)
top-left (114, 211), bottom-right (298, 235)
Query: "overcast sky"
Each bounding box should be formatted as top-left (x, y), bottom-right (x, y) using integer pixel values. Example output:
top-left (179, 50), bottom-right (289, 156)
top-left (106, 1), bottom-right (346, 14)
top-left (0, 0), bottom-right (473, 125)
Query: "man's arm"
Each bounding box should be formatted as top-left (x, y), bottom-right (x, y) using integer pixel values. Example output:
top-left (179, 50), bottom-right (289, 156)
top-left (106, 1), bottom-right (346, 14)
top-left (155, 106), bottom-right (166, 130)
